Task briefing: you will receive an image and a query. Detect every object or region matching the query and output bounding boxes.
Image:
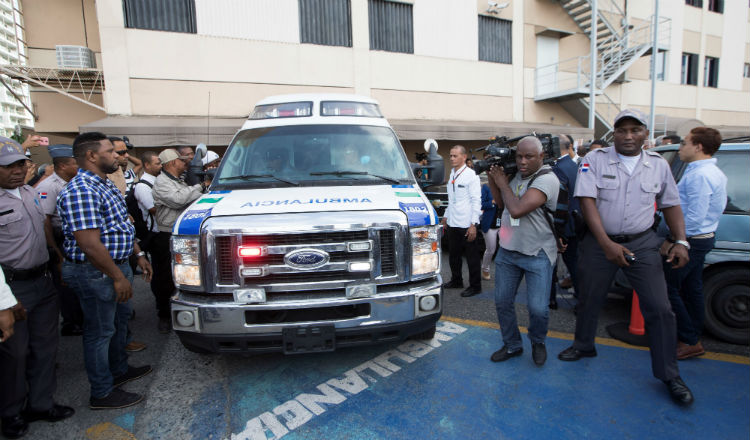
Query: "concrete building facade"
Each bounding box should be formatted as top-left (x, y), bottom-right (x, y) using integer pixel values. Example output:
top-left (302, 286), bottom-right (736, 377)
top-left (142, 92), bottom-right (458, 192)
top-left (6, 0), bottom-right (750, 160)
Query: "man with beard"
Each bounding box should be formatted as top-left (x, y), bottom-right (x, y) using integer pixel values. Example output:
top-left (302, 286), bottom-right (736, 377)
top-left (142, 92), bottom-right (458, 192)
top-left (57, 132), bottom-right (153, 410)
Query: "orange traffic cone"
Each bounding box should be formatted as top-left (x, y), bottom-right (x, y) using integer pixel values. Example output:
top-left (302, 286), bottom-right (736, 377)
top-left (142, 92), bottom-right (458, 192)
top-left (628, 291), bottom-right (646, 335)
top-left (606, 290), bottom-right (649, 346)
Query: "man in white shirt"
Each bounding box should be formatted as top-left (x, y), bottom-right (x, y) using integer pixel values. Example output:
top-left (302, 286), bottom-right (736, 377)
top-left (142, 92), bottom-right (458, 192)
top-left (441, 145), bottom-right (482, 297)
top-left (133, 152), bottom-right (162, 240)
top-left (0, 269), bottom-right (16, 343)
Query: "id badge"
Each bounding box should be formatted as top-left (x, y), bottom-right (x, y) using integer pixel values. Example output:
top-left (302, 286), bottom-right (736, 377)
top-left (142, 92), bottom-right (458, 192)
top-left (510, 217), bottom-right (520, 227)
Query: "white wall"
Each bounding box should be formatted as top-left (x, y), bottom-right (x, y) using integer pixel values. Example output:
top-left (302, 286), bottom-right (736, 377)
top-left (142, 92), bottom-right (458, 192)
top-left (718, 1), bottom-right (748, 90)
top-left (195, 0), bottom-right (299, 43)
top-left (413, 0), bottom-right (477, 61)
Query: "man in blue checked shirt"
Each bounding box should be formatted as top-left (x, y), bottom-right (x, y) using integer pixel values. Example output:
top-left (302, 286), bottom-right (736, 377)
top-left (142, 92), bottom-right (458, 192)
top-left (57, 132), bottom-right (153, 411)
top-left (661, 127), bottom-right (727, 360)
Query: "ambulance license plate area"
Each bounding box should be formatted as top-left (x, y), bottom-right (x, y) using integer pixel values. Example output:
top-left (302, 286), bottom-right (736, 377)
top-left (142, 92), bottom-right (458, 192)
top-left (282, 325), bottom-right (336, 354)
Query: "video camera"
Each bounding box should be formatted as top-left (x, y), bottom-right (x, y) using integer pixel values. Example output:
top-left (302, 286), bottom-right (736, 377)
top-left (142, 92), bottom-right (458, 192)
top-left (185, 143), bottom-right (218, 186)
top-left (472, 133), bottom-right (561, 176)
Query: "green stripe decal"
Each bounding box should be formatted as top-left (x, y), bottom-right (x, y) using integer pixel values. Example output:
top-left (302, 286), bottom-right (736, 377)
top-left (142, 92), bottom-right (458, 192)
top-left (197, 197), bottom-right (223, 204)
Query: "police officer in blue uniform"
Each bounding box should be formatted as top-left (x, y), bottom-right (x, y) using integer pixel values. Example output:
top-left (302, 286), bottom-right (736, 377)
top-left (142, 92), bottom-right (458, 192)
top-left (557, 109), bottom-right (694, 406)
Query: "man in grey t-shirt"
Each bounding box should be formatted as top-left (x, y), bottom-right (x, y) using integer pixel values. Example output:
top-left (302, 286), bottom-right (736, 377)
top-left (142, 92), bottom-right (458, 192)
top-left (486, 136), bottom-right (559, 366)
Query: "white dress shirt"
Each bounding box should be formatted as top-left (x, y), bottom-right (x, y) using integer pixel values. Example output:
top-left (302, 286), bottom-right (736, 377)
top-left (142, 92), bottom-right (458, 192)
top-left (445, 165), bottom-right (481, 228)
top-left (134, 172), bottom-right (159, 233)
top-left (0, 269), bottom-right (17, 310)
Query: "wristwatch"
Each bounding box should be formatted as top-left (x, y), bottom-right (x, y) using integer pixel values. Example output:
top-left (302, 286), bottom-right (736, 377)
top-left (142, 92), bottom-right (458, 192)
top-left (135, 251), bottom-right (146, 259)
top-left (674, 239), bottom-right (691, 250)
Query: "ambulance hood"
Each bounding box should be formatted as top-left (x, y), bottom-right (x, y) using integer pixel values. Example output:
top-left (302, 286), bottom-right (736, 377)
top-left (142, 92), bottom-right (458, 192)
top-left (173, 184), bottom-right (438, 235)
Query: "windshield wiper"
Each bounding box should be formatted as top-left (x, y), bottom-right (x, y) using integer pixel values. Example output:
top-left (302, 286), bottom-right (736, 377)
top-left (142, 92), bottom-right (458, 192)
top-left (221, 174), bottom-right (299, 186)
top-left (309, 170), bottom-right (401, 184)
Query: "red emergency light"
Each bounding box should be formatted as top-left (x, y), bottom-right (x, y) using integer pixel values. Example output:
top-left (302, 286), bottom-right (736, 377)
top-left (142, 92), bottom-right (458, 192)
top-left (238, 246), bottom-right (263, 258)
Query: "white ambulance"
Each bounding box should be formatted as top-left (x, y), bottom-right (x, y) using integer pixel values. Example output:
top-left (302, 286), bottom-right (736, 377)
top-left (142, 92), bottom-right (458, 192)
top-left (169, 94), bottom-right (443, 354)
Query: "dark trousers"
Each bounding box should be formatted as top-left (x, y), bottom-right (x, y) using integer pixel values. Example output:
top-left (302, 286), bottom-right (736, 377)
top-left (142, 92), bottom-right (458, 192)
top-left (150, 232), bottom-right (174, 319)
top-left (663, 236), bottom-right (715, 346)
top-left (562, 235), bottom-right (579, 296)
top-left (447, 225), bottom-right (481, 290)
top-left (574, 231), bottom-right (679, 381)
top-left (0, 274), bottom-right (59, 416)
top-left (50, 230), bottom-right (83, 327)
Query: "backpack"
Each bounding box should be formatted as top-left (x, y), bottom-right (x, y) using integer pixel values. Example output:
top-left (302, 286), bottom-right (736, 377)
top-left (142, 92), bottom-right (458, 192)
top-left (125, 180), bottom-right (155, 247)
top-left (527, 168), bottom-right (570, 249)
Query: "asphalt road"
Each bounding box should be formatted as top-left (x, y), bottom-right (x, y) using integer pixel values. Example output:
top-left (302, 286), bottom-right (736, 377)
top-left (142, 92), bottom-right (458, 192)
top-left (21, 250), bottom-right (750, 439)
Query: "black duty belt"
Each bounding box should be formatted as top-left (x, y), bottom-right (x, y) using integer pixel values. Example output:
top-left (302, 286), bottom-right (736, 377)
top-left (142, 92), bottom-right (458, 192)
top-left (607, 229), bottom-right (652, 244)
top-left (1, 263), bottom-right (48, 282)
top-left (66, 257), bottom-right (129, 265)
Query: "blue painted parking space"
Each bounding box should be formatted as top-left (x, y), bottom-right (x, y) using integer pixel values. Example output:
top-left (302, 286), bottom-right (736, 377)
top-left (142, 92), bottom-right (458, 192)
top-left (93, 319), bottom-right (749, 440)
top-left (180, 320), bottom-right (747, 440)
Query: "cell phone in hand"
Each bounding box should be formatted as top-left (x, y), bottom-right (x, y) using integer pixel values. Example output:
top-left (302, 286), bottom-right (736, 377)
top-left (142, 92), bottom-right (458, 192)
top-left (39, 137), bottom-right (49, 146)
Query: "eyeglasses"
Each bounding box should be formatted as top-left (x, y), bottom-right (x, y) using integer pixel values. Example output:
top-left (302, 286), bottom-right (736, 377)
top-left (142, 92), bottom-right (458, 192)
top-left (679, 140), bottom-right (687, 146)
top-left (116, 150), bottom-right (128, 156)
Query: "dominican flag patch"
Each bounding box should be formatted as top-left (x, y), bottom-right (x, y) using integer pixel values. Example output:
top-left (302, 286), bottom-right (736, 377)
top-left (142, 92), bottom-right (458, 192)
top-left (580, 163), bottom-right (590, 173)
top-left (38, 192), bottom-right (47, 199)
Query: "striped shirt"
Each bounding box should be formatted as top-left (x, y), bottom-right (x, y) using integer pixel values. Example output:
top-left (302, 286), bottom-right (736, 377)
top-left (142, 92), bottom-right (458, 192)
top-left (57, 169), bottom-right (135, 262)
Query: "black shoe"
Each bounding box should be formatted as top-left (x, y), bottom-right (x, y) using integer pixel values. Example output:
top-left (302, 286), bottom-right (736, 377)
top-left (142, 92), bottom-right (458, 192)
top-left (1, 415), bottom-right (28, 439)
top-left (664, 377), bottom-right (694, 406)
top-left (532, 343), bottom-right (547, 366)
top-left (113, 364), bottom-right (153, 388)
top-left (490, 345), bottom-right (523, 362)
top-left (549, 300), bottom-right (558, 310)
top-left (557, 346), bottom-right (597, 361)
top-left (460, 287), bottom-right (482, 297)
top-left (21, 404), bottom-right (74, 423)
top-left (89, 388), bottom-right (144, 410)
top-left (442, 280), bottom-right (463, 289)
top-left (158, 317), bottom-right (172, 334)
top-left (60, 323), bottom-right (83, 336)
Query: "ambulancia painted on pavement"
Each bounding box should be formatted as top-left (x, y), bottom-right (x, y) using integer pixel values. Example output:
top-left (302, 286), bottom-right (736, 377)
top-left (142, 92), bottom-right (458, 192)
top-left (169, 94), bottom-right (443, 354)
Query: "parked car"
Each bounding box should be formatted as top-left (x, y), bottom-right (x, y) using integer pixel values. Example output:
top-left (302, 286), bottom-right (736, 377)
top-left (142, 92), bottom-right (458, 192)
top-left (649, 141), bottom-right (750, 345)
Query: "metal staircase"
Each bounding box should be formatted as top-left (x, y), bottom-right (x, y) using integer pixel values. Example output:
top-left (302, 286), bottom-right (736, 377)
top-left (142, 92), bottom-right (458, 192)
top-left (535, 0), bottom-right (671, 139)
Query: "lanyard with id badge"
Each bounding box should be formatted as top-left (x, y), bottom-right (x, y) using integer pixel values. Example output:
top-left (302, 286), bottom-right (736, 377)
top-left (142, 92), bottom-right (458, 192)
top-left (509, 181), bottom-right (524, 227)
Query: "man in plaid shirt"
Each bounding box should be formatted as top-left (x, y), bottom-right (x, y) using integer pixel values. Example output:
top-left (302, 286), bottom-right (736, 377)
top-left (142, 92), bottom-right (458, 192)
top-left (57, 132), bottom-right (153, 410)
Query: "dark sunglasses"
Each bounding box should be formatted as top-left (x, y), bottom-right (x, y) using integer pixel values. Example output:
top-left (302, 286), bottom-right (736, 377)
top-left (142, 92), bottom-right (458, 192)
top-left (116, 150), bottom-right (128, 156)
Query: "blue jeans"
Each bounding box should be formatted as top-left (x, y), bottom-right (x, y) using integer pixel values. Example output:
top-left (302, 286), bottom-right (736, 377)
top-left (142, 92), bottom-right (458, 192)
top-left (62, 261), bottom-right (132, 399)
top-left (494, 248), bottom-right (554, 351)
top-left (663, 236), bottom-right (715, 345)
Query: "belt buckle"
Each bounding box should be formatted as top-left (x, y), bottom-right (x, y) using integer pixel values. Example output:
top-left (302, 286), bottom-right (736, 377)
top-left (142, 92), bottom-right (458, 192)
top-left (611, 235), bottom-right (626, 242)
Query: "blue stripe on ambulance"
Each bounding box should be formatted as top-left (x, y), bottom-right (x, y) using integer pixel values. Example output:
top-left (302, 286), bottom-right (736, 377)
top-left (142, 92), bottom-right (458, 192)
top-left (174, 208), bottom-right (213, 235)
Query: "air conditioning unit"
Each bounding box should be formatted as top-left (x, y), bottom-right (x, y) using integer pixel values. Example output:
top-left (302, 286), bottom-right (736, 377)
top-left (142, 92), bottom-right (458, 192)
top-left (55, 45), bottom-right (96, 69)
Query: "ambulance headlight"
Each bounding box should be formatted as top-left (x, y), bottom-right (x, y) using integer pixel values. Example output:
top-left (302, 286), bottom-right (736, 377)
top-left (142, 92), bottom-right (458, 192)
top-left (172, 236), bottom-right (202, 288)
top-left (411, 226), bottom-right (440, 276)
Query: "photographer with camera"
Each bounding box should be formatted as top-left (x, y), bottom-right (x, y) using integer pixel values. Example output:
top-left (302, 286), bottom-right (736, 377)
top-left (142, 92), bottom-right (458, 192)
top-left (151, 149), bottom-right (209, 333)
top-left (486, 136), bottom-right (560, 367)
top-left (441, 145), bottom-right (482, 298)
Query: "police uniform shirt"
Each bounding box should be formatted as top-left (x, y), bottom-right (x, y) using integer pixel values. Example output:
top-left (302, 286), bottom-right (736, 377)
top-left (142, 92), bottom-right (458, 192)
top-left (35, 172), bottom-right (68, 230)
top-left (445, 165), bottom-right (481, 228)
top-left (575, 146), bottom-right (680, 235)
top-left (0, 185), bottom-right (49, 269)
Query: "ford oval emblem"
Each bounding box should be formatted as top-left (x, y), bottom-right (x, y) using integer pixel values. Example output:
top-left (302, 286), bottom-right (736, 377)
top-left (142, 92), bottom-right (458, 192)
top-left (284, 248), bottom-right (330, 270)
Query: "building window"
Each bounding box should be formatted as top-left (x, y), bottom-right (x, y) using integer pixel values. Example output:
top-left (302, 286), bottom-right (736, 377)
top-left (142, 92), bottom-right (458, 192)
top-left (707, 0), bottom-right (723, 13)
top-left (703, 56), bottom-right (719, 87)
top-left (681, 53), bottom-right (699, 85)
top-left (685, 0), bottom-right (702, 7)
top-left (651, 50), bottom-right (667, 81)
top-left (123, 0), bottom-right (196, 33)
top-left (743, 63), bottom-right (750, 79)
top-left (299, 0), bottom-right (352, 47)
top-left (368, 0), bottom-right (413, 54)
top-left (478, 15), bottom-right (512, 64)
